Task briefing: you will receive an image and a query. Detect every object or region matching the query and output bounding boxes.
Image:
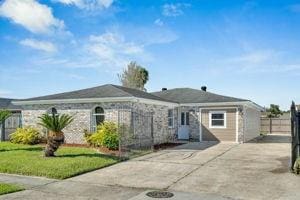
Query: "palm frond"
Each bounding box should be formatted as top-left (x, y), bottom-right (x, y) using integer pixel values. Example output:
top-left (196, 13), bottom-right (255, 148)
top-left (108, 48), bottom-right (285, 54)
top-left (38, 114), bottom-right (74, 132)
top-left (0, 110), bottom-right (11, 123)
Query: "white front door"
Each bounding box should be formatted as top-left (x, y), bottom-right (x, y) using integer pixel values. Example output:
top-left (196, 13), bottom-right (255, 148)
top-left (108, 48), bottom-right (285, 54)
top-left (178, 112), bottom-right (190, 140)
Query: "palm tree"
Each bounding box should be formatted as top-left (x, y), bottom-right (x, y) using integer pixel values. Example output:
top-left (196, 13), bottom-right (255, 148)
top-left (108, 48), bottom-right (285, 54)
top-left (0, 110), bottom-right (11, 141)
top-left (0, 110), bottom-right (11, 123)
top-left (38, 114), bottom-right (74, 157)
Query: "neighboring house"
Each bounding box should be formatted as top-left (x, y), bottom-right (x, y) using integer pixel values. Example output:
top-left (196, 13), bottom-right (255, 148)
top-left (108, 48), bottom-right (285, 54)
top-left (0, 98), bottom-right (22, 141)
top-left (12, 84), bottom-right (263, 144)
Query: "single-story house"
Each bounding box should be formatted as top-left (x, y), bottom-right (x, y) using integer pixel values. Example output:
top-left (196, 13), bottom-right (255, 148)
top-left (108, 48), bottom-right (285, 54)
top-left (12, 84), bottom-right (263, 144)
top-left (0, 98), bottom-right (22, 141)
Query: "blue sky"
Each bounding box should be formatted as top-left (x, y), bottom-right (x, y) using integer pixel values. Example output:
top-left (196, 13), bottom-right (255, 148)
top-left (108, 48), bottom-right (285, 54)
top-left (0, 0), bottom-right (300, 110)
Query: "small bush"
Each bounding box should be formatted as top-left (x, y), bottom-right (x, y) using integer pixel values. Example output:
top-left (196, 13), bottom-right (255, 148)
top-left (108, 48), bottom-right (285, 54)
top-left (10, 127), bottom-right (41, 145)
top-left (294, 157), bottom-right (300, 174)
top-left (86, 122), bottom-right (119, 150)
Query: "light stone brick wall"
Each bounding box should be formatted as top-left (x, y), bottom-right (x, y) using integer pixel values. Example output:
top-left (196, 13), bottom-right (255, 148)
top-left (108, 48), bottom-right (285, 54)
top-left (21, 102), bottom-right (132, 144)
top-left (133, 103), bottom-right (177, 144)
top-left (20, 102), bottom-right (176, 145)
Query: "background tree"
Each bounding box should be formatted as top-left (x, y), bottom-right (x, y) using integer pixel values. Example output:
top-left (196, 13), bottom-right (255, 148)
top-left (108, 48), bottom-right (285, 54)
top-left (118, 61), bottom-right (149, 91)
top-left (0, 110), bottom-right (11, 141)
top-left (266, 104), bottom-right (283, 118)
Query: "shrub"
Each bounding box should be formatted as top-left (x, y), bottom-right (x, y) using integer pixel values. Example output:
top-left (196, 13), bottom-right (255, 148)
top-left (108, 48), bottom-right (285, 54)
top-left (86, 122), bottom-right (119, 150)
top-left (10, 127), bottom-right (41, 145)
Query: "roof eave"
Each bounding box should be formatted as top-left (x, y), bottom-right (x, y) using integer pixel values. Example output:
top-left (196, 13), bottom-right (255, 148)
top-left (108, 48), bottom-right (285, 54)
top-left (12, 96), bottom-right (179, 107)
top-left (12, 97), bottom-right (136, 105)
top-left (180, 101), bottom-right (264, 111)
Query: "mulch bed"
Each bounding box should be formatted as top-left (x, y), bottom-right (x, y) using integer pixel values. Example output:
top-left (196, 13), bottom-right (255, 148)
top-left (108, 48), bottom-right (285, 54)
top-left (154, 142), bottom-right (184, 150)
top-left (62, 143), bottom-right (89, 148)
top-left (62, 142), bottom-right (184, 153)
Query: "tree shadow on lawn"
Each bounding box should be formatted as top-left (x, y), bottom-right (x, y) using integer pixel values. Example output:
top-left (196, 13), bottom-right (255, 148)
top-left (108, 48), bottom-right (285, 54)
top-left (0, 146), bottom-right (43, 152)
top-left (56, 153), bottom-right (118, 160)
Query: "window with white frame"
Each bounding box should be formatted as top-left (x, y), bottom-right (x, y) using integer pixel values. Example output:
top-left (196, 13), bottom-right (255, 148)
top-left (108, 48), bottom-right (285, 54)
top-left (168, 109), bottom-right (174, 128)
top-left (209, 111), bottom-right (226, 128)
top-left (91, 106), bottom-right (105, 132)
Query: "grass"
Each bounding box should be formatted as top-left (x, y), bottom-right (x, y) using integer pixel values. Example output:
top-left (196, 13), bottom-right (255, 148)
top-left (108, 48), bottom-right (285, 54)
top-left (0, 142), bottom-right (119, 179)
top-left (0, 183), bottom-right (24, 195)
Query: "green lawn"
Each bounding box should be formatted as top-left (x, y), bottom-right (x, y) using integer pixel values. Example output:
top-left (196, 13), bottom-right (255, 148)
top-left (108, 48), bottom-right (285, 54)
top-left (0, 183), bottom-right (24, 195)
top-left (0, 142), bottom-right (119, 179)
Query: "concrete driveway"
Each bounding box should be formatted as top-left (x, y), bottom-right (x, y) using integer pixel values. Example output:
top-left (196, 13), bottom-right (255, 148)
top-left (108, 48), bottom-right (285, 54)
top-left (1, 134), bottom-right (299, 200)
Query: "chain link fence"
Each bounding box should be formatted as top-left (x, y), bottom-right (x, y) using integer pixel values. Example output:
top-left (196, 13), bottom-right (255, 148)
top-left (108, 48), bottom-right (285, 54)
top-left (117, 109), bottom-right (154, 159)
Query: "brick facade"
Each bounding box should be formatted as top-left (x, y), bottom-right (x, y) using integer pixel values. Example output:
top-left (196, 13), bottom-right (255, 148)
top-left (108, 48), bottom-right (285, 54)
top-left (20, 101), bottom-right (256, 144)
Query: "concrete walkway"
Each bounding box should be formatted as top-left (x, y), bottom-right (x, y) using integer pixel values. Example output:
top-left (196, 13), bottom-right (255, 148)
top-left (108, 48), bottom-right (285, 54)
top-left (0, 173), bottom-right (56, 189)
top-left (1, 134), bottom-right (299, 200)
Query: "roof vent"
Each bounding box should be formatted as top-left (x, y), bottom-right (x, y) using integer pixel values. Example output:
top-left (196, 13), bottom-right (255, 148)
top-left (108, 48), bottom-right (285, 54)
top-left (201, 86), bottom-right (207, 92)
top-left (162, 88), bottom-right (168, 91)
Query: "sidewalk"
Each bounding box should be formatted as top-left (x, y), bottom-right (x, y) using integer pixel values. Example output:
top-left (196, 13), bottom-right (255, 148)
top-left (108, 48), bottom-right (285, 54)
top-left (0, 173), bottom-right (56, 189)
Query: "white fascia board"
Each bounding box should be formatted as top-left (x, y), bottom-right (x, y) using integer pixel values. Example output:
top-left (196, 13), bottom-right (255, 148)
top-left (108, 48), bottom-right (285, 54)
top-left (12, 96), bottom-right (179, 107)
top-left (180, 101), bottom-right (263, 111)
top-left (12, 97), bottom-right (136, 105)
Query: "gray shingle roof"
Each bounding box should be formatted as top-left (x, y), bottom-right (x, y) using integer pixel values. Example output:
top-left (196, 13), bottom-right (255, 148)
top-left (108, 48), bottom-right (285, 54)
top-left (0, 98), bottom-right (21, 110)
top-left (18, 84), bottom-right (170, 102)
top-left (151, 88), bottom-right (248, 104)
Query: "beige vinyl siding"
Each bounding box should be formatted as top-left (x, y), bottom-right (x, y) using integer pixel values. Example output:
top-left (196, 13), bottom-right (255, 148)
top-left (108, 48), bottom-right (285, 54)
top-left (202, 108), bottom-right (236, 141)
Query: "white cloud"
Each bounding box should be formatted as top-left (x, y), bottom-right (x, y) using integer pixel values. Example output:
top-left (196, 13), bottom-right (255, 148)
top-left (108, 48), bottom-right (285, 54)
top-left (20, 39), bottom-right (57, 53)
top-left (162, 3), bottom-right (190, 17)
top-left (86, 32), bottom-right (145, 68)
top-left (228, 50), bottom-right (277, 64)
top-left (217, 49), bottom-right (300, 74)
top-left (53, 0), bottom-right (114, 10)
top-left (0, 0), bottom-right (64, 34)
top-left (68, 74), bottom-right (85, 80)
top-left (154, 18), bottom-right (164, 26)
top-left (0, 89), bottom-right (12, 97)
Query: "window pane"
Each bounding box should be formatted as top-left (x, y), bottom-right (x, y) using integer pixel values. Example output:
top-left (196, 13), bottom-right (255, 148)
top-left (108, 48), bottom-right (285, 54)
top-left (168, 109), bottom-right (173, 117)
top-left (168, 118), bottom-right (173, 127)
top-left (96, 115), bottom-right (105, 125)
top-left (51, 108), bottom-right (57, 115)
top-left (212, 120), bottom-right (224, 126)
top-left (95, 107), bottom-right (104, 114)
top-left (186, 112), bottom-right (190, 125)
top-left (181, 112), bottom-right (185, 125)
top-left (212, 113), bottom-right (224, 119)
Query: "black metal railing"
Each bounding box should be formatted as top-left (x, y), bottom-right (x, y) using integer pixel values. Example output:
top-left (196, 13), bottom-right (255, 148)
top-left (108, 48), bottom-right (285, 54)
top-left (290, 102), bottom-right (300, 172)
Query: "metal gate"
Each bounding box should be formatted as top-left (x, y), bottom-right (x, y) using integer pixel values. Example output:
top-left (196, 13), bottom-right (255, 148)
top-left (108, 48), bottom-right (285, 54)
top-left (118, 109), bottom-right (154, 159)
top-left (291, 102), bottom-right (300, 172)
top-left (0, 112), bottom-right (22, 141)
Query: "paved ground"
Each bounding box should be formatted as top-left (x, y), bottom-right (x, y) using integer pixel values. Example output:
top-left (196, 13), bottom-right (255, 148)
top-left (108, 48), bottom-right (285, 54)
top-left (1, 134), bottom-right (299, 200)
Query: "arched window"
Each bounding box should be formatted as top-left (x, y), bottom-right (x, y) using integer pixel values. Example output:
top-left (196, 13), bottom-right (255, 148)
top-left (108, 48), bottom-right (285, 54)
top-left (91, 106), bottom-right (105, 132)
top-left (47, 107), bottom-right (58, 116)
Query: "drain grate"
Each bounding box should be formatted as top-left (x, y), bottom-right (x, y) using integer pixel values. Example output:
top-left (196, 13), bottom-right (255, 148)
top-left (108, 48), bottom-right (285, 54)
top-left (146, 191), bottom-right (174, 198)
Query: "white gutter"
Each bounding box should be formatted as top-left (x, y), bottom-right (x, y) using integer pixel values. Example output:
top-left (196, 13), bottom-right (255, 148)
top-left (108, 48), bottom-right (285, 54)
top-left (12, 97), bottom-right (178, 107)
top-left (180, 101), bottom-right (264, 111)
top-left (12, 97), bottom-right (136, 105)
top-left (12, 97), bottom-right (263, 110)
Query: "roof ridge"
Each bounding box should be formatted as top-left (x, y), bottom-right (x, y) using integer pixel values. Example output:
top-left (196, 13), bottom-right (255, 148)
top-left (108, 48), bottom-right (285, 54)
top-left (108, 84), bottom-right (135, 97)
